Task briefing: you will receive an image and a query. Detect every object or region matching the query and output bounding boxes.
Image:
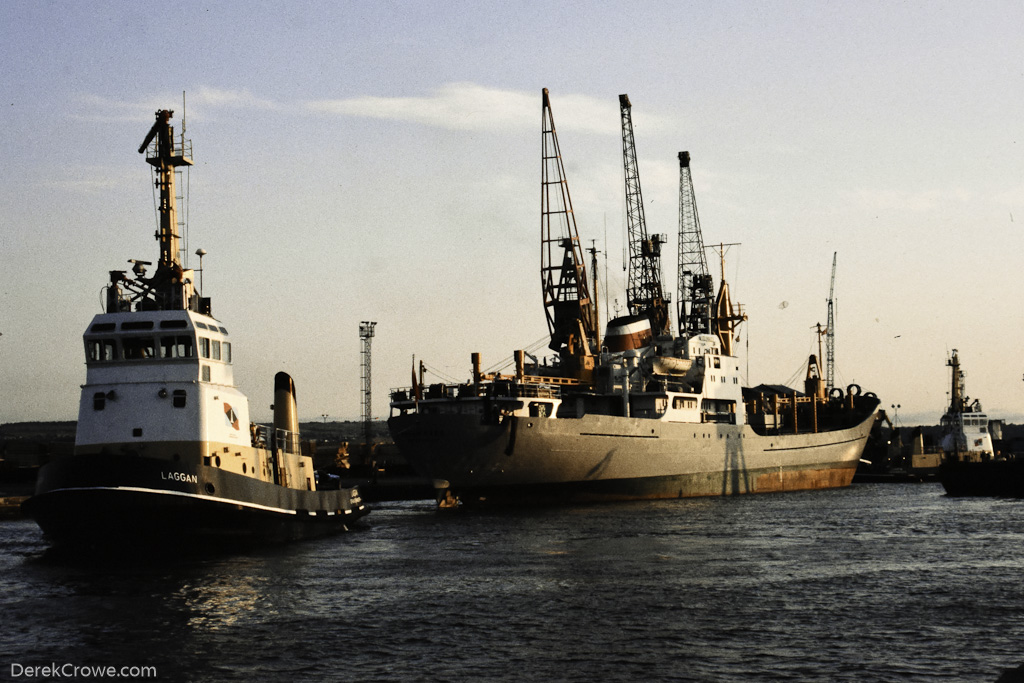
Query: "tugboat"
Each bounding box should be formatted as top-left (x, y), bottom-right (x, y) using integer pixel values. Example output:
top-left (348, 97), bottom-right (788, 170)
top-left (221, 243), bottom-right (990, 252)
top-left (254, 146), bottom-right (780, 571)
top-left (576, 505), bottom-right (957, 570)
top-left (388, 90), bottom-right (880, 507)
top-left (938, 349), bottom-right (1024, 497)
top-left (23, 110), bottom-right (367, 549)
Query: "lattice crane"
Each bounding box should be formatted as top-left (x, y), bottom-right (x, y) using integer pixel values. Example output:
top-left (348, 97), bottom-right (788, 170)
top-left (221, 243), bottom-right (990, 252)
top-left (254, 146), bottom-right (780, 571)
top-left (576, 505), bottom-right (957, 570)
top-left (540, 89), bottom-right (598, 375)
top-left (676, 151), bottom-right (714, 339)
top-left (825, 252), bottom-right (837, 392)
top-left (619, 94), bottom-right (670, 335)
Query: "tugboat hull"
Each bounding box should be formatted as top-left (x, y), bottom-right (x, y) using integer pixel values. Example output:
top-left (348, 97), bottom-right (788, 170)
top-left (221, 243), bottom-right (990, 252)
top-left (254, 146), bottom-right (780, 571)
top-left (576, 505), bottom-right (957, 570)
top-left (939, 458), bottom-right (1024, 498)
top-left (24, 454), bottom-right (367, 550)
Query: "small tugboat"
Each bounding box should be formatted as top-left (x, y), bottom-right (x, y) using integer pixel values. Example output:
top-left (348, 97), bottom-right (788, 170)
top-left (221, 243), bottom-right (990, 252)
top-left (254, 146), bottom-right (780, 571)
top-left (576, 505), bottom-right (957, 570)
top-left (938, 349), bottom-right (1024, 497)
top-left (23, 110), bottom-right (367, 549)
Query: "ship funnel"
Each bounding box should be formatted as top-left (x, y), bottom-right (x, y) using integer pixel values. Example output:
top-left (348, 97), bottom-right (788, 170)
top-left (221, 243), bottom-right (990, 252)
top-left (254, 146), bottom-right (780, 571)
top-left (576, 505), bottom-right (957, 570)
top-left (273, 372), bottom-right (300, 436)
top-left (604, 314), bottom-right (653, 352)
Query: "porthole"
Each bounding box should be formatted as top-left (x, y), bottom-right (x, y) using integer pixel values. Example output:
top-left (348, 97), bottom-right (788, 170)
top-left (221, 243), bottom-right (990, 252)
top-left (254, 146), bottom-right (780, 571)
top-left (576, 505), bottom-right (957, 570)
top-left (205, 483), bottom-right (215, 495)
top-left (215, 455), bottom-right (221, 467)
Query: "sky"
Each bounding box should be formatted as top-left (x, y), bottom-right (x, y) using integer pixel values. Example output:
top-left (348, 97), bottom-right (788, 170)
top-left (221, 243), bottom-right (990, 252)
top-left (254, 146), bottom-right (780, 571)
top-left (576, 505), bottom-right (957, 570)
top-left (2, 0), bottom-right (1023, 427)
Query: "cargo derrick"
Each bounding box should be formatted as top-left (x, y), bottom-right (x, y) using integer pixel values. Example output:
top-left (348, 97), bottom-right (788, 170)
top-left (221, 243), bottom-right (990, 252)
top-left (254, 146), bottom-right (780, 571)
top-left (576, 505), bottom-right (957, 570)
top-left (619, 94), bottom-right (669, 336)
top-left (708, 244), bottom-right (746, 356)
top-left (676, 151), bottom-right (714, 340)
top-left (540, 89), bottom-right (598, 378)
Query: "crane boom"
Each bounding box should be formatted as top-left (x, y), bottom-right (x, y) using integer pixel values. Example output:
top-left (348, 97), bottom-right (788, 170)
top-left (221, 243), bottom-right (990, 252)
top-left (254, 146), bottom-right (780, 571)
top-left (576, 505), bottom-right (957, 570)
top-left (619, 94), bottom-right (669, 335)
top-left (540, 89), bottom-right (598, 372)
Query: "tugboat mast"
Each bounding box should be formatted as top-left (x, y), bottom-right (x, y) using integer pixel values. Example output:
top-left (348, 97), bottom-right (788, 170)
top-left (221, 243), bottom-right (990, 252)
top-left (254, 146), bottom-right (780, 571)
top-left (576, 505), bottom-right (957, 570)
top-left (133, 109), bottom-right (195, 311)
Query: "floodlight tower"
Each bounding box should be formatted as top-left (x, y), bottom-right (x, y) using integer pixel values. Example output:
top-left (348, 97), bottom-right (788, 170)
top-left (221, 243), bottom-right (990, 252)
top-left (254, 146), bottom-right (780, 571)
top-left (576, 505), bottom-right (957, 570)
top-left (359, 321), bottom-right (377, 450)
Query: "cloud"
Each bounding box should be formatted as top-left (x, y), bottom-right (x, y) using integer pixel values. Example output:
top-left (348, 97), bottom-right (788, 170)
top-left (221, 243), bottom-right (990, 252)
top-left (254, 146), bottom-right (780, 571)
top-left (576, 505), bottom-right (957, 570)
top-left (188, 86), bottom-right (280, 111)
top-left (74, 83), bottom-right (673, 137)
top-left (304, 82), bottom-right (635, 135)
top-left (73, 93), bottom-right (170, 123)
top-left (74, 88), bottom-right (278, 124)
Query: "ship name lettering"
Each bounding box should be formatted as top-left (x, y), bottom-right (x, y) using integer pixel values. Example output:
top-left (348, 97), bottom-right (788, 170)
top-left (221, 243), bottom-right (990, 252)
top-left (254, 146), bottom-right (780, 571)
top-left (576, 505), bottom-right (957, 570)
top-left (161, 471), bottom-right (198, 484)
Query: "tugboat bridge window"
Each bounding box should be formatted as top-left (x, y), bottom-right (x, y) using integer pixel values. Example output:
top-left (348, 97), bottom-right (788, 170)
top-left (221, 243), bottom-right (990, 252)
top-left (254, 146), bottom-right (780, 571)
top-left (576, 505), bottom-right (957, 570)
top-left (160, 335), bottom-right (194, 358)
top-left (212, 340), bottom-right (221, 361)
top-left (122, 337), bottom-right (156, 360)
top-left (87, 339), bottom-right (117, 362)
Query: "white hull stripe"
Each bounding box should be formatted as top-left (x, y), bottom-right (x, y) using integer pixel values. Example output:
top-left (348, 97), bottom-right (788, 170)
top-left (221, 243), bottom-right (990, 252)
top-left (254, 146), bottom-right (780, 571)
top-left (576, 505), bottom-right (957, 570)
top-left (40, 485), bottom-right (319, 516)
top-left (764, 436), bottom-right (863, 453)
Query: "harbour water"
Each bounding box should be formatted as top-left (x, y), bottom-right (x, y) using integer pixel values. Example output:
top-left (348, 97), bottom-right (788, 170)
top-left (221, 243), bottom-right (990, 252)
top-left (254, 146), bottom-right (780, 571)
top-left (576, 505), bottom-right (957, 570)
top-left (2, 483), bottom-right (1023, 682)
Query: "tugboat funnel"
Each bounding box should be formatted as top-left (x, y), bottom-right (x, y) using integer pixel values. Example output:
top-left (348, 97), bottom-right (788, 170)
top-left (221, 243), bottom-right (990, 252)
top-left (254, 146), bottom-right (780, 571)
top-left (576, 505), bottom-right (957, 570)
top-left (274, 372), bottom-right (300, 436)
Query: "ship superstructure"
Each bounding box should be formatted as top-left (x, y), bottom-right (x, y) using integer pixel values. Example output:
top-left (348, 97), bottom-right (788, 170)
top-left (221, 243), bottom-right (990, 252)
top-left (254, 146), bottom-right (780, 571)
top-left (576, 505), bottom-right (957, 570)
top-left (938, 349), bottom-right (995, 458)
top-left (24, 110), bottom-right (366, 549)
top-left (388, 90), bottom-right (879, 506)
top-left (936, 349), bottom-right (1024, 497)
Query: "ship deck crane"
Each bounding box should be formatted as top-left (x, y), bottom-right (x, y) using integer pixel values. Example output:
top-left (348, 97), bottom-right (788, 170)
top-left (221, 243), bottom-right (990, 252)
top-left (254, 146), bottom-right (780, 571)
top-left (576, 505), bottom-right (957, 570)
top-left (676, 151), bottom-right (714, 339)
top-left (619, 94), bottom-right (669, 336)
top-left (540, 89), bottom-right (598, 377)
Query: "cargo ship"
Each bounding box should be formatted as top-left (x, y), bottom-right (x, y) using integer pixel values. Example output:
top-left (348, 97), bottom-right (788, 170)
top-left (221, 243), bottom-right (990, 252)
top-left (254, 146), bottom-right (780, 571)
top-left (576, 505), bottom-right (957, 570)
top-left (388, 90), bottom-right (879, 506)
top-left (938, 350), bottom-right (1024, 497)
top-left (23, 109), bottom-right (367, 548)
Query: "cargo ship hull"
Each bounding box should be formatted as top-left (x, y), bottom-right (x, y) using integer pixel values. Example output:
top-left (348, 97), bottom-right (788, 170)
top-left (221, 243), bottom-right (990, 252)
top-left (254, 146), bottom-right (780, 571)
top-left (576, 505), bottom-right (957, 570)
top-left (389, 406), bottom-right (877, 505)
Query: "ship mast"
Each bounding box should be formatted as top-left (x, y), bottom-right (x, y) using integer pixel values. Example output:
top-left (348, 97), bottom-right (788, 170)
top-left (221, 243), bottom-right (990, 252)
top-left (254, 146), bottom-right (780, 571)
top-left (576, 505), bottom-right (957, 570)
top-left (139, 110), bottom-right (193, 276)
top-left (106, 110), bottom-right (197, 313)
top-left (619, 94), bottom-right (669, 335)
top-left (676, 151), bottom-right (714, 340)
top-left (948, 349), bottom-right (966, 414)
top-left (709, 243), bottom-right (746, 356)
top-left (540, 89), bottom-right (597, 375)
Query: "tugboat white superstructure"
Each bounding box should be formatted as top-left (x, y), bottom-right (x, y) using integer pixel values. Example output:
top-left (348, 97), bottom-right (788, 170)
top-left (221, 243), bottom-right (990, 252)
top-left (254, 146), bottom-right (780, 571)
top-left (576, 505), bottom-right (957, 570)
top-left (24, 110), bottom-right (367, 549)
top-left (937, 349), bottom-right (1024, 497)
top-left (938, 349), bottom-right (995, 459)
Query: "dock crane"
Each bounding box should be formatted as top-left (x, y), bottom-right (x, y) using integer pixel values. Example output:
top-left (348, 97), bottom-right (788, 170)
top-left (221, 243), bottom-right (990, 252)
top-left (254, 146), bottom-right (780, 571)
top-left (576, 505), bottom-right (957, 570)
top-left (540, 89), bottom-right (598, 378)
top-left (824, 252), bottom-right (837, 392)
top-left (619, 94), bottom-right (670, 336)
